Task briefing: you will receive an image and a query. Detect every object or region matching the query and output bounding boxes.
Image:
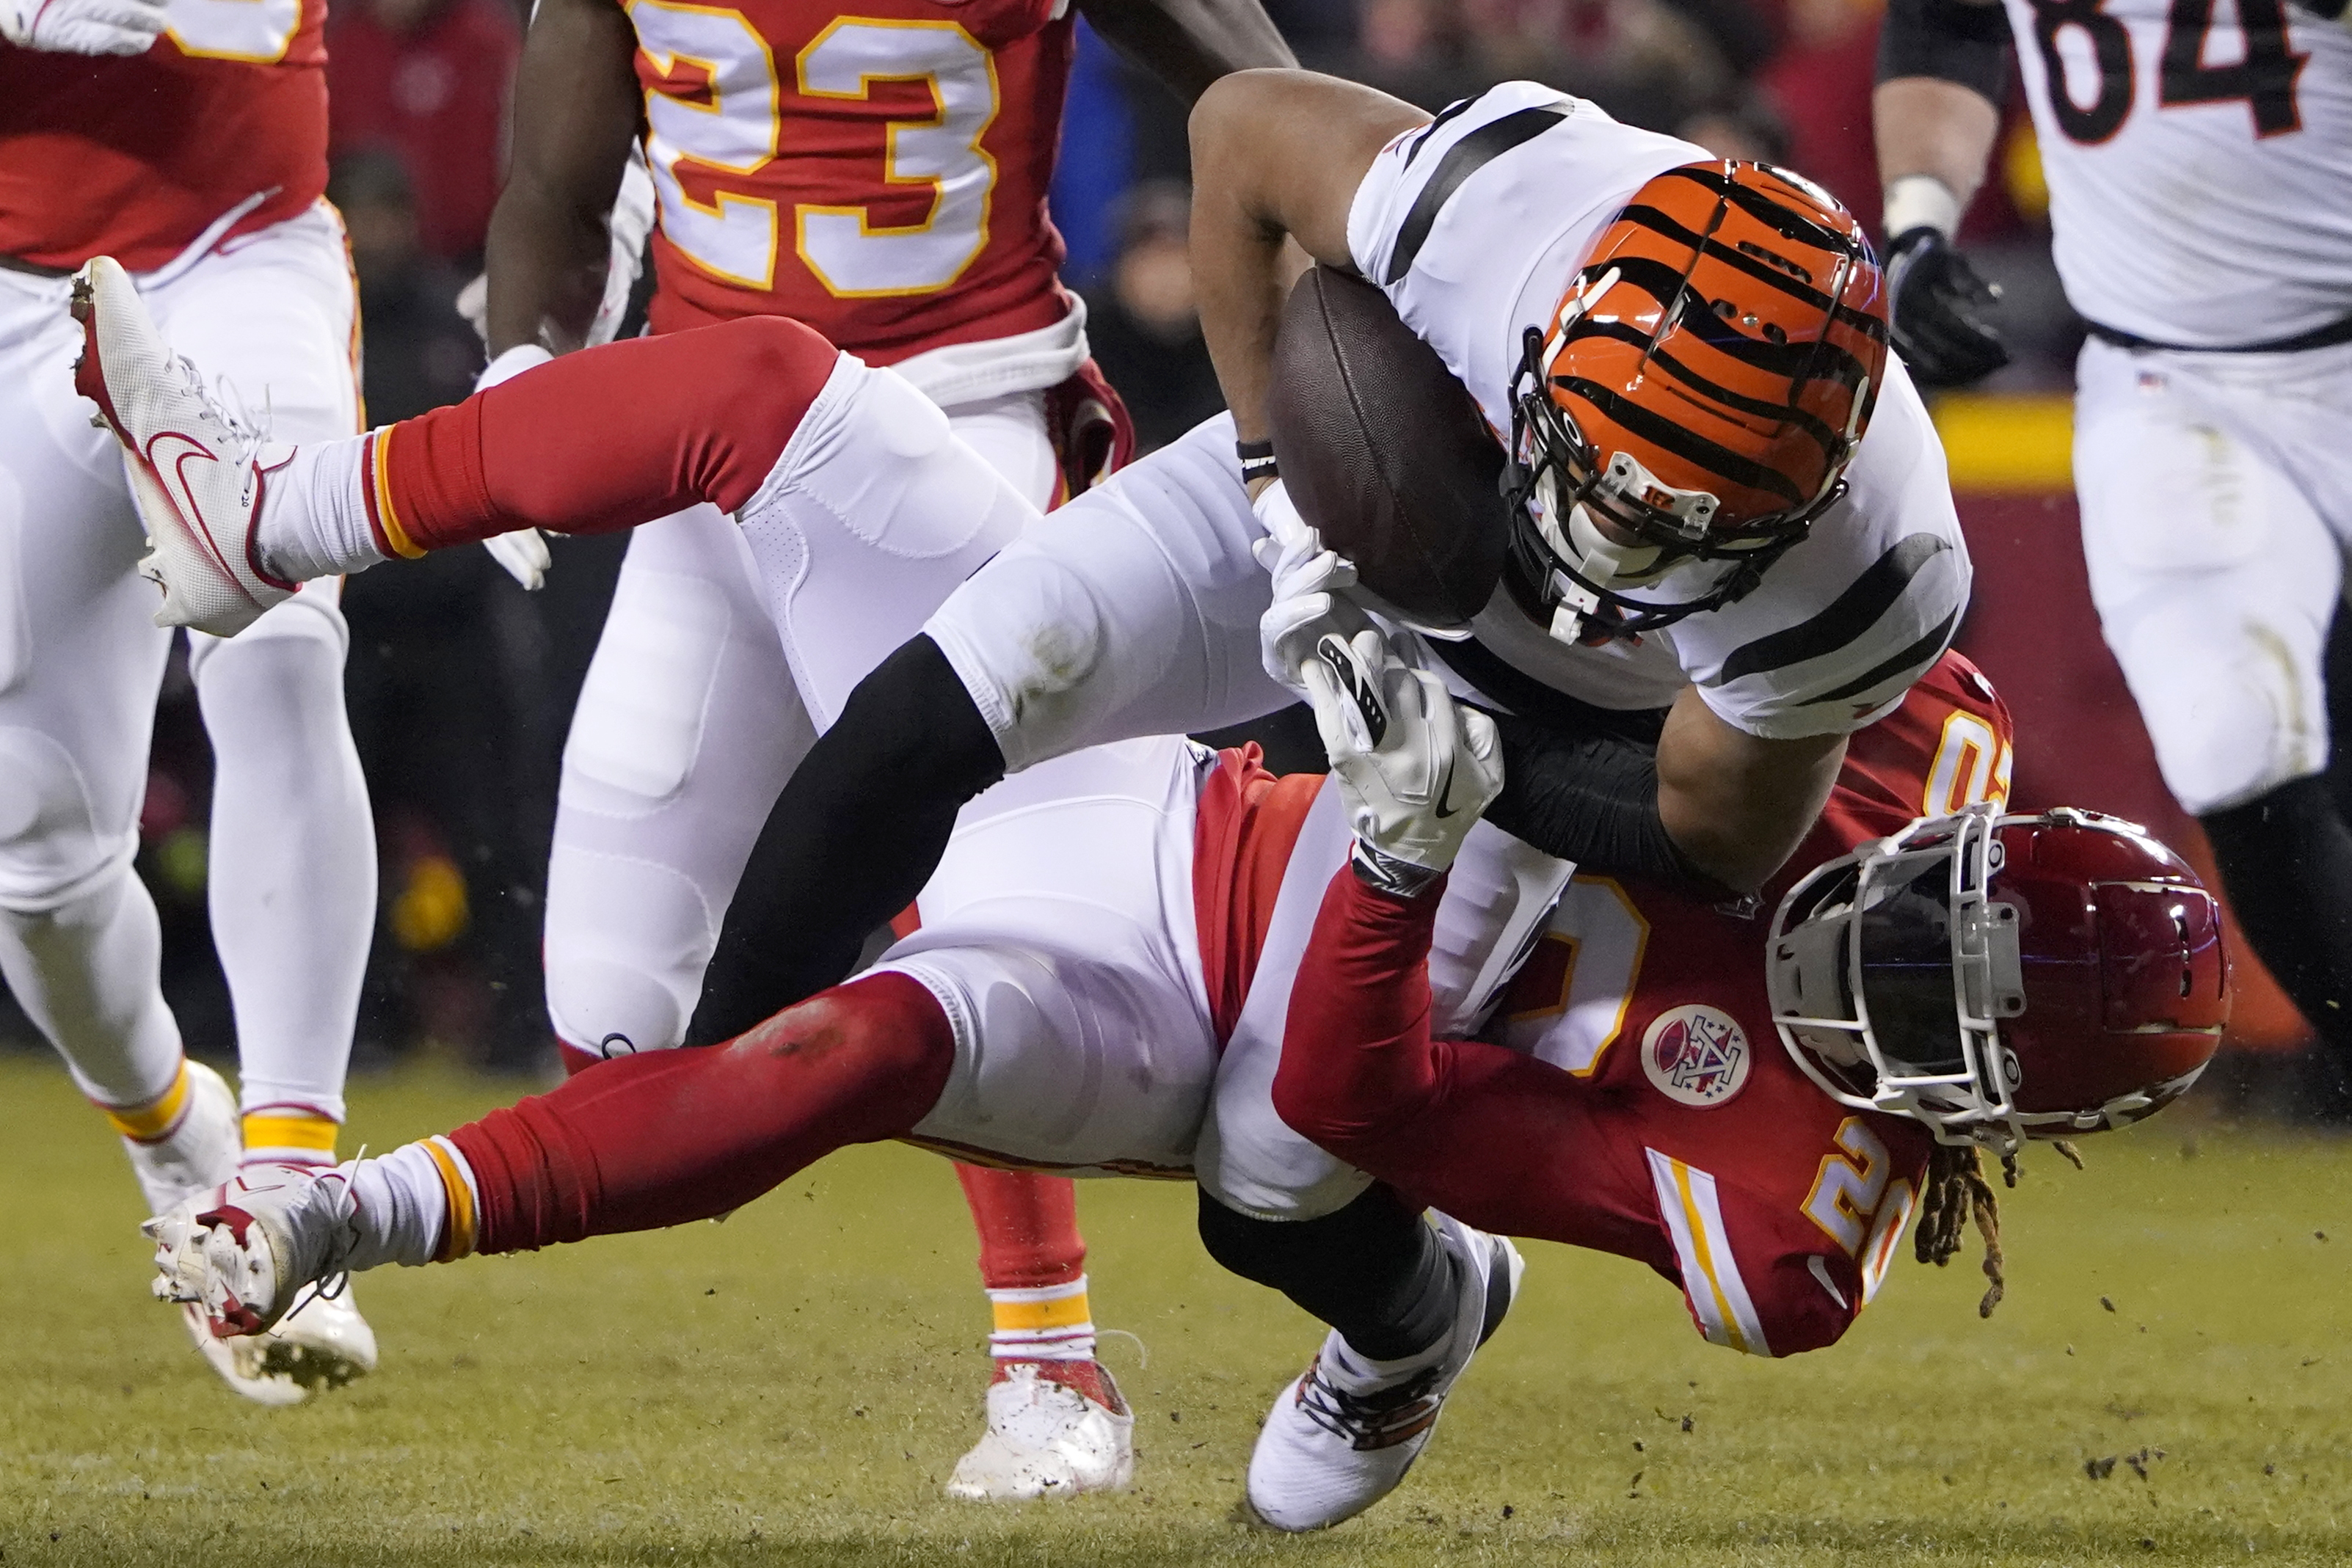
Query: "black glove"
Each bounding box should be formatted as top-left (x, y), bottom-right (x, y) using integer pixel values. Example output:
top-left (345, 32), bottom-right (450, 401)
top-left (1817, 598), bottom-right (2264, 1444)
top-left (1885, 225), bottom-right (2010, 390)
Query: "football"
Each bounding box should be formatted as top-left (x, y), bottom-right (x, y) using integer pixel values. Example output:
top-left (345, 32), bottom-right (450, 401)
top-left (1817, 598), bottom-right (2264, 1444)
top-left (1265, 264), bottom-right (1510, 625)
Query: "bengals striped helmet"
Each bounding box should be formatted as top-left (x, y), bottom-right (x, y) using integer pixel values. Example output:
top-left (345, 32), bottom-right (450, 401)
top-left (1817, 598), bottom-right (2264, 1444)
top-left (1501, 161), bottom-right (1887, 645)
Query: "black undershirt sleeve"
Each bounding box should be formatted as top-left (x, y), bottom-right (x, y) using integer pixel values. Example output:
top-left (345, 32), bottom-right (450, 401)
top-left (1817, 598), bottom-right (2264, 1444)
top-left (1481, 709), bottom-right (1720, 893)
top-left (1876, 0), bottom-right (2011, 104)
top-left (684, 634), bottom-right (1006, 1046)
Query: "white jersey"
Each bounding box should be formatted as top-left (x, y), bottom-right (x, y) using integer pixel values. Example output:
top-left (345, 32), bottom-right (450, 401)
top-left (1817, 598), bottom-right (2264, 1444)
top-left (1345, 84), bottom-right (1972, 740)
top-left (2000, 0), bottom-right (2352, 346)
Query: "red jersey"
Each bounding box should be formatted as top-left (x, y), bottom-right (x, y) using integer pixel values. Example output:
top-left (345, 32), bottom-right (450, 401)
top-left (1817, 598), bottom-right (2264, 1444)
top-left (632, 0), bottom-right (1074, 360)
top-left (1276, 650), bottom-right (2016, 1357)
top-left (0, 1), bottom-right (330, 271)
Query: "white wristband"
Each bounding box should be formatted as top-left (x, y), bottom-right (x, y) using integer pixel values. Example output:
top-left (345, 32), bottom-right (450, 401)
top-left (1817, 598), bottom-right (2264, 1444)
top-left (1882, 175), bottom-right (1963, 241)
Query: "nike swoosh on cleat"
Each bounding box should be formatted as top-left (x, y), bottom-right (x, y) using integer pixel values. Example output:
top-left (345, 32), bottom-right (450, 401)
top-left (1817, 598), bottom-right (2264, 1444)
top-left (143, 431), bottom-right (265, 610)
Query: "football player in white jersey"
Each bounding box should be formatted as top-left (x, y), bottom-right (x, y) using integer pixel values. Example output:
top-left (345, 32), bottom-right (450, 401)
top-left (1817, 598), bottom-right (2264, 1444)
top-left (1875, 0), bottom-right (2352, 1073)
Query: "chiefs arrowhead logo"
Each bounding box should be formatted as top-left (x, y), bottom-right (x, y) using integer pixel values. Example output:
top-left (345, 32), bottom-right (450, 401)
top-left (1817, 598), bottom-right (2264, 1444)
top-left (1639, 1004), bottom-right (1751, 1109)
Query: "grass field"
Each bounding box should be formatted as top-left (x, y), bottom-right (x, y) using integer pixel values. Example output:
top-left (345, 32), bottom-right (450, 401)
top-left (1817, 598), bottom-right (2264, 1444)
top-left (4, 1054), bottom-right (2350, 1567)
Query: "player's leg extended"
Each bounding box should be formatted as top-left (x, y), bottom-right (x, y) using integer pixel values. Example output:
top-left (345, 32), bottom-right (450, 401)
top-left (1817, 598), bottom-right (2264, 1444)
top-left (688, 413), bottom-right (1292, 1043)
top-left (2075, 339), bottom-right (2352, 1061)
top-left (541, 504), bottom-right (814, 1071)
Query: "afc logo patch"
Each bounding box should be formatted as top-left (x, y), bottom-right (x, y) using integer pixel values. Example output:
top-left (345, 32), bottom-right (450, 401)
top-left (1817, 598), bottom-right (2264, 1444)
top-left (1640, 1004), bottom-right (1752, 1108)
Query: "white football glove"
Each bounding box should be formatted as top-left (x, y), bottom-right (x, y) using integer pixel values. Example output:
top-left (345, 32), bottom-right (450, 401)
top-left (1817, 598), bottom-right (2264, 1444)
top-left (1303, 627), bottom-right (1503, 896)
top-left (3, 0), bottom-right (169, 54)
top-left (471, 344), bottom-right (556, 591)
top-left (1254, 478), bottom-right (1372, 693)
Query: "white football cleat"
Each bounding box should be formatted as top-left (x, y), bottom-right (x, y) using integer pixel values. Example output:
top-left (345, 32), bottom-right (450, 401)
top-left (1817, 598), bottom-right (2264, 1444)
top-left (120, 1060), bottom-right (241, 1218)
top-left (146, 1164), bottom-right (357, 1345)
top-left (70, 255), bottom-right (295, 637)
top-left (945, 1360), bottom-right (1136, 1501)
top-left (178, 1279), bottom-right (379, 1407)
top-left (1245, 1213), bottom-right (1523, 1532)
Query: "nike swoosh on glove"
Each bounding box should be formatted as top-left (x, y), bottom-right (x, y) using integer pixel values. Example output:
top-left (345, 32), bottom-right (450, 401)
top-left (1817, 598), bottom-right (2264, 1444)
top-left (1255, 478), bottom-right (1372, 693)
top-left (1885, 226), bottom-right (2009, 390)
top-left (1303, 627), bottom-right (1503, 897)
top-left (4, 0), bottom-right (170, 54)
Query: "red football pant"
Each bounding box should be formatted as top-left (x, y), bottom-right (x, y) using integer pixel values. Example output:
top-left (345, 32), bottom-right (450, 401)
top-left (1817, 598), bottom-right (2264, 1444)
top-left (446, 972), bottom-right (953, 1252)
top-left (371, 317), bottom-right (840, 553)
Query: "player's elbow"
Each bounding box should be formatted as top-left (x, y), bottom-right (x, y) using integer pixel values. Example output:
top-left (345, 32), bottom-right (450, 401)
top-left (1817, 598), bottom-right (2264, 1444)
top-left (1269, 1067), bottom-right (1394, 1165)
top-left (1187, 70), bottom-right (1300, 191)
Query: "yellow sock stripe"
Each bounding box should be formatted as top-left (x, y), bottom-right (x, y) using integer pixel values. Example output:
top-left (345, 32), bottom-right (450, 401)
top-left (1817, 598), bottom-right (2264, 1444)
top-left (423, 1137), bottom-right (478, 1263)
top-left (241, 1111), bottom-right (339, 1157)
top-left (991, 1292), bottom-right (1093, 1334)
top-left (370, 426), bottom-right (425, 559)
top-left (101, 1062), bottom-right (190, 1143)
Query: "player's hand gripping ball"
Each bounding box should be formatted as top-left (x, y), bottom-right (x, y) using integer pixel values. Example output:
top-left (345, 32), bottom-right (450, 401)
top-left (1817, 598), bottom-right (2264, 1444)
top-left (1304, 628), bottom-right (1503, 897)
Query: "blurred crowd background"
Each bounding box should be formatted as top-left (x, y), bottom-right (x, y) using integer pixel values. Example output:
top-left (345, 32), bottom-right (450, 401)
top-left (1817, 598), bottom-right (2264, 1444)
top-left (10, 0), bottom-right (2337, 1115)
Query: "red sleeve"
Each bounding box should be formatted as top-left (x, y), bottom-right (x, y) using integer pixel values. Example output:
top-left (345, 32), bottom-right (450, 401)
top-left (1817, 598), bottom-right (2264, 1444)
top-left (1272, 867), bottom-right (1664, 1259)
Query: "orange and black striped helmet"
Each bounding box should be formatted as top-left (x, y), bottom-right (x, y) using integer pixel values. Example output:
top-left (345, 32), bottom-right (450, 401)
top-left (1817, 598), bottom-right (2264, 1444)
top-left (1502, 160), bottom-right (1887, 643)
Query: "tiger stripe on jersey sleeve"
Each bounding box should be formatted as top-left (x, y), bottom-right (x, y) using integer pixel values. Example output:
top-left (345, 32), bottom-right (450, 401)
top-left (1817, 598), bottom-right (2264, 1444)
top-left (1645, 1148), bottom-right (1772, 1357)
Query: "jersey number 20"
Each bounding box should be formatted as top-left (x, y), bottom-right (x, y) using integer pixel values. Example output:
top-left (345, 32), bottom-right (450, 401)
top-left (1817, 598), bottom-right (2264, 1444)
top-left (632, 7), bottom-right (998, 297)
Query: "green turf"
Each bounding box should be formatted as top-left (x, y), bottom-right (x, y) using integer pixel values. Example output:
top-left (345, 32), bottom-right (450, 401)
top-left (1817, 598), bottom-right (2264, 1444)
top-left (4, 1054), bottom-right (2349, 1567)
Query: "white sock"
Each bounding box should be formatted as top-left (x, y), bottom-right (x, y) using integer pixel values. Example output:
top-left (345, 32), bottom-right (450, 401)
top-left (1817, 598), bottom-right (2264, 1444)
top-left (191, 597), bottom-right (376, 1126)
top-left (987, 1276), bottom-right (1098, 1363)
top-left (340, 1139), bottom-right (465, 1271)
top-left (256, 434), bottom-right (388, 583)
top-left (0, 869), bottom-right (185, 1109)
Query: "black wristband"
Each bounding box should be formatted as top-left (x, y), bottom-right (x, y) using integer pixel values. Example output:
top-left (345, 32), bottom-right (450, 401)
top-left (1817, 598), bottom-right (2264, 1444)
top-left (1350, 842), bottom-right (1443, 899)
top-left (1237, 439), bottom-right (1279, 483)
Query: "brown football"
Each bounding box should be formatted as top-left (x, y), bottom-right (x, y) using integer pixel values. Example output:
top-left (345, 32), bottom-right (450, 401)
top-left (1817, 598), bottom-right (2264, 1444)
top-left (1265, 265), bottom-right (1510, 624)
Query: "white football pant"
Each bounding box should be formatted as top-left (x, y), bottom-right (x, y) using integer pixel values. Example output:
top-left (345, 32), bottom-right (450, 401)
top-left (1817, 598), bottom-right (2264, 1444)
top-left (542, 368), bottom-right (1046, 1057)
top-left (2075, 336), bottom-right (2352, 816)
top-left (0, 205), bottom-right (375, 1121)
top-left (876, 733), bottom-right (1567, 1217)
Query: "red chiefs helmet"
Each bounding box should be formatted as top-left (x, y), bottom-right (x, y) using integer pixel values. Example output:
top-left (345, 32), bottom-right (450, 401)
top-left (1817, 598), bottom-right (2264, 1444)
top-left (1502, 161), bottom-right (1887, 644)
top-left (1765, 804), bottom-right (2227, 1153)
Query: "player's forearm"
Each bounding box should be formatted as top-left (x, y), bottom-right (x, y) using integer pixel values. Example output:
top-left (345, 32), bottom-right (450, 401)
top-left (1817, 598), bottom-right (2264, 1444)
top-left (1077, 0), bottom-right (1295, 105)
top-left (484, 0), bottom-right (641, 355)
top-left (1189, 70), bottom-right (1424, 443)
top-left (1655, 689), bottom-right (1846, 895)
top-left (1272, 868), bottom-right (1449, 1153)
top-left (484, 186), bottom-right (613, 356)
top-left (1874, 79), bottom-right (2002, 224)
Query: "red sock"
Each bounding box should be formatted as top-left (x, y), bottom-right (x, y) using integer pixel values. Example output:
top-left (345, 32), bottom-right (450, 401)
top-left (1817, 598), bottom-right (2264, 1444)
top-left (371, 316), bottom-right (841, 553)
top-left (445, 971), bottom-right (953, 1253)
top-left (957, 1165), bottom-right (1086, 1290)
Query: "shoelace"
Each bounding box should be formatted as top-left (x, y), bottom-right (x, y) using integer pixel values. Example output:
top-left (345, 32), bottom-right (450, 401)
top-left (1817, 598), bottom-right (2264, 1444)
top-left (172, 354), bottom-right (274, 508)
top-left (1291, 1354), bottom-right (1446, 1453)
top-left (277, 1167), bottom-right (361, 1324)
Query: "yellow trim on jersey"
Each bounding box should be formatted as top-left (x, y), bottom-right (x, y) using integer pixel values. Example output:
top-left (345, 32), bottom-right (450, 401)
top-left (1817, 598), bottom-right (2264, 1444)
top-left (1668, 1159), bottom-right (1754, 1356)
top-left (424, 1137), bottom-right (478, 1263)
top-left (241, 1111), bottom-right (339, 1157)
top-left (101, 1061), bottom-right (190, 1143)
top-left (1932, 393), bottom-right (2073, 492)
top-left (370, 428), bottom-right (425, 559)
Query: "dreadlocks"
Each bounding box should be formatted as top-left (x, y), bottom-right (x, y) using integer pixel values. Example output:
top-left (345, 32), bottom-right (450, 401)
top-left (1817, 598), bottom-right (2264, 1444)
top-left (1916, 1142), bottom-right (2006, 1317)
top-left (1914, 1139), bottom-right (2086, 1319)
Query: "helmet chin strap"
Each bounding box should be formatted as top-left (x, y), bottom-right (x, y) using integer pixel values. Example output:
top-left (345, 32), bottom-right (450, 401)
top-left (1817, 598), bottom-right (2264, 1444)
top-left (1533, 468), bottom-right (1676, 643)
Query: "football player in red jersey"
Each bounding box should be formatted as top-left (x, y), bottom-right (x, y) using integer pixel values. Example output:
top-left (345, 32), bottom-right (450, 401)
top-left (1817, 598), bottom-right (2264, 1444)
top-left (456, 0), bottom-right (1291, 1501)
top-left (1, 0), bottom-right (381, 1399)
top-left (145, 648), bottom-right (2226, 1528)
